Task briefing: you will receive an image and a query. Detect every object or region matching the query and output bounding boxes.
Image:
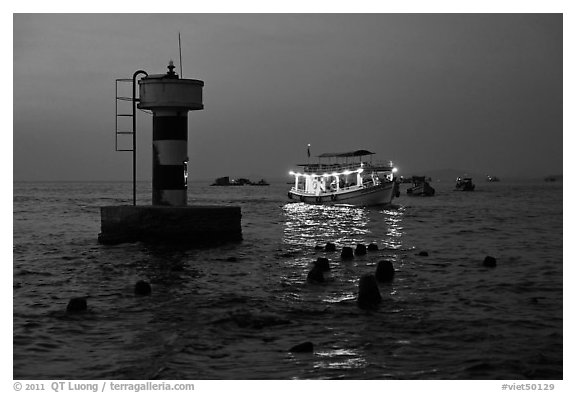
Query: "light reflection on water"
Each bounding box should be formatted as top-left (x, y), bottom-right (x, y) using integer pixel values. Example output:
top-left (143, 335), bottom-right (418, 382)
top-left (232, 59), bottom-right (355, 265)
top-left (283, 203), bottom-right (370, 247)
top-left (321, 293), bottom-right (357, 304)
top-left (280, 202), bottom-right (406, 318)
top-left (282, 202), bottom-right (405, 250)
top-left (314, 348), bottom-right (368, 370)
top-left (378, 207), bottom-right (404, 250)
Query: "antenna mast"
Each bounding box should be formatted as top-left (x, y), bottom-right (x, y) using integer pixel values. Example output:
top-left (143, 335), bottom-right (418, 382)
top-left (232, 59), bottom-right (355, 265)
top-left (178, 32), bottom-right (183, 78)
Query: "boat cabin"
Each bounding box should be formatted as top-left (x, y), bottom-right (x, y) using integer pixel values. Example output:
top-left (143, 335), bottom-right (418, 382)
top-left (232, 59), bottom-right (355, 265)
top-left (288, 150), bottom-right (395, 196)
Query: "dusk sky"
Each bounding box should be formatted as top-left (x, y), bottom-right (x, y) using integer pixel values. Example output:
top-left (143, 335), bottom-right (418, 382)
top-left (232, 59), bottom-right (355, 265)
top-left (13, 13), bottom-right (563, 181)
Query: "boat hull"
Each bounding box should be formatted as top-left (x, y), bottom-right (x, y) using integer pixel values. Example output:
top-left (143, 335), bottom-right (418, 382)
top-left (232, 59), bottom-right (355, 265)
top-left (407, 183), bottom-right (435, 196)
top-left (455, 178), bottom-right (475, 191)
top-left (455, 183), bottom-right (475, 191)
top-left (287, 182), bottom-right (397, 206)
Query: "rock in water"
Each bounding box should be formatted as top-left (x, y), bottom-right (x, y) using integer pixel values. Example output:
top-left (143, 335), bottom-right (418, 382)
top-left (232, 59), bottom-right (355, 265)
top-left (325, 242), bottom-right (337, 252)
top-left (483, 256), bottom-right (497, 267)
top-left (355, 244), bottom-right (367, 256)
top-left (289, 342), bottom-right (314, 353)
top-left (357, 274), bottom-right (382, 310)
top-left (314, 257), bottom-right (330, 271)
top-left (367, 243), bottom-right (379, 251)
top-left (341, 246), bottom-right (354, 259)
top-left (134, 280), bottom-right (152, 296)
top-left (417, 251), bottom-right (429, 257)
top-left (66, 297), bottom-right (87, 313)
top-left (307, 266), bottom-right (324, 283)
top-left (375, 260), bottom-right (395, 282)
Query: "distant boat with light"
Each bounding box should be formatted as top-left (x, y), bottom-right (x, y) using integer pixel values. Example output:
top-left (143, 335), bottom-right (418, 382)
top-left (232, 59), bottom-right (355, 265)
top-left (406, 176), bottom-right (435, 196)
top-left (211, 176), bottom-right (249, 186)
top-left (486, 175), bottom-right (500, 182)
top-left (455, 177), bottom-right (475, 191)
top-left (287, 149), bottom-right (399, 206)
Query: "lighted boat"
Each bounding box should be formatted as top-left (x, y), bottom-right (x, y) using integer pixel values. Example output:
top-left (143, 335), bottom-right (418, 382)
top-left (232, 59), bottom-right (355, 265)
top-left (287, 150), bottom-right (400, 206)
top-left (406, 176), bottom-right (435, 196)
top-left (455, 177), bottom-right (475, 191)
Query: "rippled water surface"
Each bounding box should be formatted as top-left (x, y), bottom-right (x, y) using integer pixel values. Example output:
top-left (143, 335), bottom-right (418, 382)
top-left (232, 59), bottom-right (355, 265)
top-left (13, 180), bottom-right (562, 379)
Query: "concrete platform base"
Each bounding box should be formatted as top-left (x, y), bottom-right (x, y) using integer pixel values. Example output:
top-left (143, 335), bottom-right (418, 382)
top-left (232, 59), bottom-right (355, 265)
top-left (98, 205), bottom-right (242, 246)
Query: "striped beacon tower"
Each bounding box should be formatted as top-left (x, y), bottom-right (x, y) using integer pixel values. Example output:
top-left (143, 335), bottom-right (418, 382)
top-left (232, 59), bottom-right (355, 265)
top-left (138, 60), bottom-right (204, 206)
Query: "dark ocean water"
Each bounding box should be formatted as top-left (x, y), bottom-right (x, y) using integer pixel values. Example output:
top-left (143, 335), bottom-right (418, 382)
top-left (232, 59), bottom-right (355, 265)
top-left (13, 180), bottom-right (563, 380)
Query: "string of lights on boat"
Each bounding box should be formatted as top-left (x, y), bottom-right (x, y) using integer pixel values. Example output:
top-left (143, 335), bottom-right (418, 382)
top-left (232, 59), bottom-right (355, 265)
top-left (288, 164), bottom-right (398, 179)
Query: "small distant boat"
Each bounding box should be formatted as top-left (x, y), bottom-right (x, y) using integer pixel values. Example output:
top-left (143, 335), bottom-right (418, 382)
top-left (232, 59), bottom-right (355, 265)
top-left (251, 179), bottom-right (270, 186)
top-left (406, 176), bottom-right (435, 196)
top-left (287, 149), bottom-right (400, 206)
top-left (211, 176), bottom-right (232, 186)
top-left (211, 176), bottom-right (252, 186)
top-left (232, 178), bottom-right (252, 186)
top-left (486, 175), bottom-right (500, 182)
top-left (455, 177), bottom-right (475, 191)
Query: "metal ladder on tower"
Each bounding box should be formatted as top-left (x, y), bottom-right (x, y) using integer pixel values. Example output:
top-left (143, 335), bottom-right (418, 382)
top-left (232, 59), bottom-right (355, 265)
top-left (115, 78), bottom-right (135, 153)
top-left (114, 71), bottom-right (148, 206)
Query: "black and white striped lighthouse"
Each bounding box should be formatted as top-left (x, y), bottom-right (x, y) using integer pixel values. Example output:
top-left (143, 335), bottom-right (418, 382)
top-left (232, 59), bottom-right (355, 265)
top-left (138, 61), bottom-right (204, 206)
top-left (99, 60), bottom-right (242, 246)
